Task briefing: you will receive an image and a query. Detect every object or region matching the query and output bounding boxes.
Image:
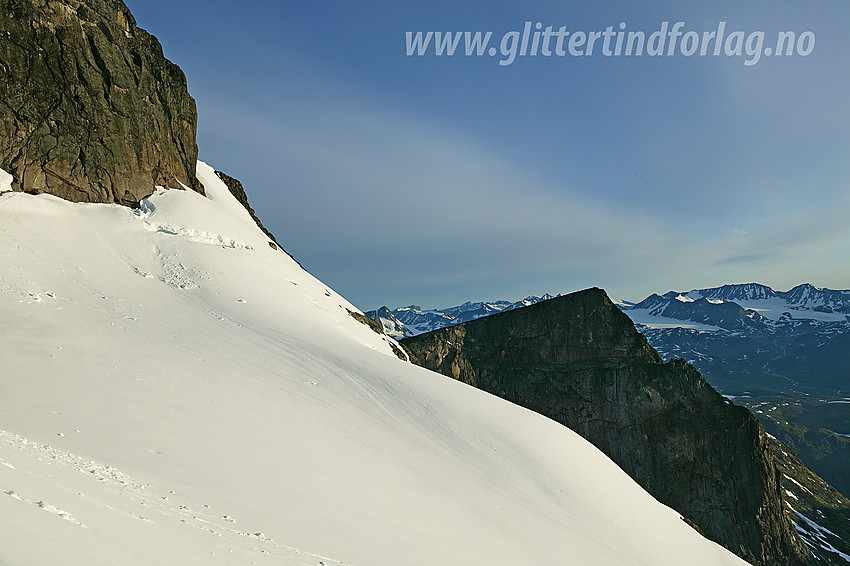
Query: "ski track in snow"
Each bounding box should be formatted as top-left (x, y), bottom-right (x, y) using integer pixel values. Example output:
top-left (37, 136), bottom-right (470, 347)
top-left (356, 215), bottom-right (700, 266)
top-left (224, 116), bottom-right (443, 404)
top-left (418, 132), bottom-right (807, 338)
top-left (0, 429), bottom-right (352, 566)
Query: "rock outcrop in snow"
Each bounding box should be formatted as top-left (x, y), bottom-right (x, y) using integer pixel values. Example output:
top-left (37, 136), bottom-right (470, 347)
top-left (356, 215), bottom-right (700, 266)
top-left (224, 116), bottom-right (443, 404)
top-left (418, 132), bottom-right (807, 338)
top-left (0, 0), bottom-right (200, 206)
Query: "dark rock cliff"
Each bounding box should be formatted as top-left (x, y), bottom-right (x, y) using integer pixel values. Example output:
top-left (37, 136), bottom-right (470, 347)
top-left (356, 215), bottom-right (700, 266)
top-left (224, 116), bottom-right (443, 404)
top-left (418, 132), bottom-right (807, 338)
top-left (0, 0), bottom-right (200, 206)
top-left (402, 288), bottom-right (810, 566)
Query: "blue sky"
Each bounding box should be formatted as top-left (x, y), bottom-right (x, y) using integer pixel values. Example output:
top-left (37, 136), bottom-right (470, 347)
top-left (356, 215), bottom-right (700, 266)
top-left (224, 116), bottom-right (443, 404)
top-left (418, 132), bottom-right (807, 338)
top-left (126, 1), bottom-right (850, 309)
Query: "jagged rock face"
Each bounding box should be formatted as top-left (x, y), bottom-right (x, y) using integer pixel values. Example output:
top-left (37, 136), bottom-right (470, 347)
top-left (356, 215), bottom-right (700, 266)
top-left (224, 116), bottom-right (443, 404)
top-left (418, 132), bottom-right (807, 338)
top-left (0, 0), bottom-right (200, 206)
top-left (402, 288), bottom-right (810, 566)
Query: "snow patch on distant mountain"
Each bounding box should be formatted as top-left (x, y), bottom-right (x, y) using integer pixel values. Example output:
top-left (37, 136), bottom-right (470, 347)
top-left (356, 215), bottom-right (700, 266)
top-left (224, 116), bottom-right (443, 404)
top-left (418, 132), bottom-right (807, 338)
top-left (626, 292), bottom-right (771, 332)
top-left (628, 314), bottom-right (724, 332)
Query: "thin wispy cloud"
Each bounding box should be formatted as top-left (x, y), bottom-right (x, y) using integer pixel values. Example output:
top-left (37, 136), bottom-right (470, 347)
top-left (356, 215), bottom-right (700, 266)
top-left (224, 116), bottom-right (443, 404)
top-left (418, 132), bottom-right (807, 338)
top-left (133, 0), bottom-right (850, 307)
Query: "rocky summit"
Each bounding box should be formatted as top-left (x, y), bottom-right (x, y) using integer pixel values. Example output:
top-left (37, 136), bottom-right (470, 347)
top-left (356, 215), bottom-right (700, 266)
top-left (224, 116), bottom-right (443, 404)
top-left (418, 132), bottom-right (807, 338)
top-left (0, 0), bottom-right (200, 206)
top-left (402, 288), bottom-right (812, 566)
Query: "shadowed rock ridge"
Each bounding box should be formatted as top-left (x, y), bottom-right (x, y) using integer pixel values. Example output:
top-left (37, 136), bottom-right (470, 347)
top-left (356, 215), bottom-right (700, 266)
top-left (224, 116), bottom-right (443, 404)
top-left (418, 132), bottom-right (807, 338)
top-left (402, 288), bottom-right (811, 566)
top-left (0, 0), bottom-right (200, 206)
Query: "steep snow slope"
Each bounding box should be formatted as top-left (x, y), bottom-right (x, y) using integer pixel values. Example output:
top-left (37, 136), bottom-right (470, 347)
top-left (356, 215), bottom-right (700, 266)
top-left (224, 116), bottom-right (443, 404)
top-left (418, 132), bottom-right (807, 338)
top-left (0, 163), bottom-right (748, 566)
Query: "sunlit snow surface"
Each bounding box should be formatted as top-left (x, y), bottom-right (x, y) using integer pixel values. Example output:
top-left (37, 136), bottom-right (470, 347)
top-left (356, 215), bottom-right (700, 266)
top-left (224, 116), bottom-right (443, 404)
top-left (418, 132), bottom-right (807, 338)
top-left (0, 163), bottom-right (747, 565)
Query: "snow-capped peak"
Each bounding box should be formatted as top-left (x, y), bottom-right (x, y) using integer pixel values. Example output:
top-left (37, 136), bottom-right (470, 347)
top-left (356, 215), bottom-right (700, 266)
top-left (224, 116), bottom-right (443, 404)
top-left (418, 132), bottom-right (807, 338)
top-left (695, 283), bottom-right (778, 302)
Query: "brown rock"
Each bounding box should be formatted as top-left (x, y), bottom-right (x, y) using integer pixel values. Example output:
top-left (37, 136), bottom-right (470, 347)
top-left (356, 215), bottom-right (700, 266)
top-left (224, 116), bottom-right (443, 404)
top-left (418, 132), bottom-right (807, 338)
top-left (0, 0), bottom-right (201, 206)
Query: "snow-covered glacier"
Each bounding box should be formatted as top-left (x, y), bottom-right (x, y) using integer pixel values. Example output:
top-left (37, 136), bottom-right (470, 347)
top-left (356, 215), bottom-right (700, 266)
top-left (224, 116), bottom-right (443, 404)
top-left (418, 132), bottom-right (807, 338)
top-left (0, 162), bottom-right (748, 566)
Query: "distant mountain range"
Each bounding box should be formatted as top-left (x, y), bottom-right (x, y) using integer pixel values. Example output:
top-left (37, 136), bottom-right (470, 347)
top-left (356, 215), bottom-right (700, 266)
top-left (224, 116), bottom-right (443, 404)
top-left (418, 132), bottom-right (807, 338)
top-left (366, 294), bottom-right (557, 338)
top-left (615, 283), bottom-right (850, 394)
top-left (371, 282), bottom-right (850, 395)
top-left (372, 283), bottom-right (850, 340)
top-left (621, 283), bottom-right (850, 333)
